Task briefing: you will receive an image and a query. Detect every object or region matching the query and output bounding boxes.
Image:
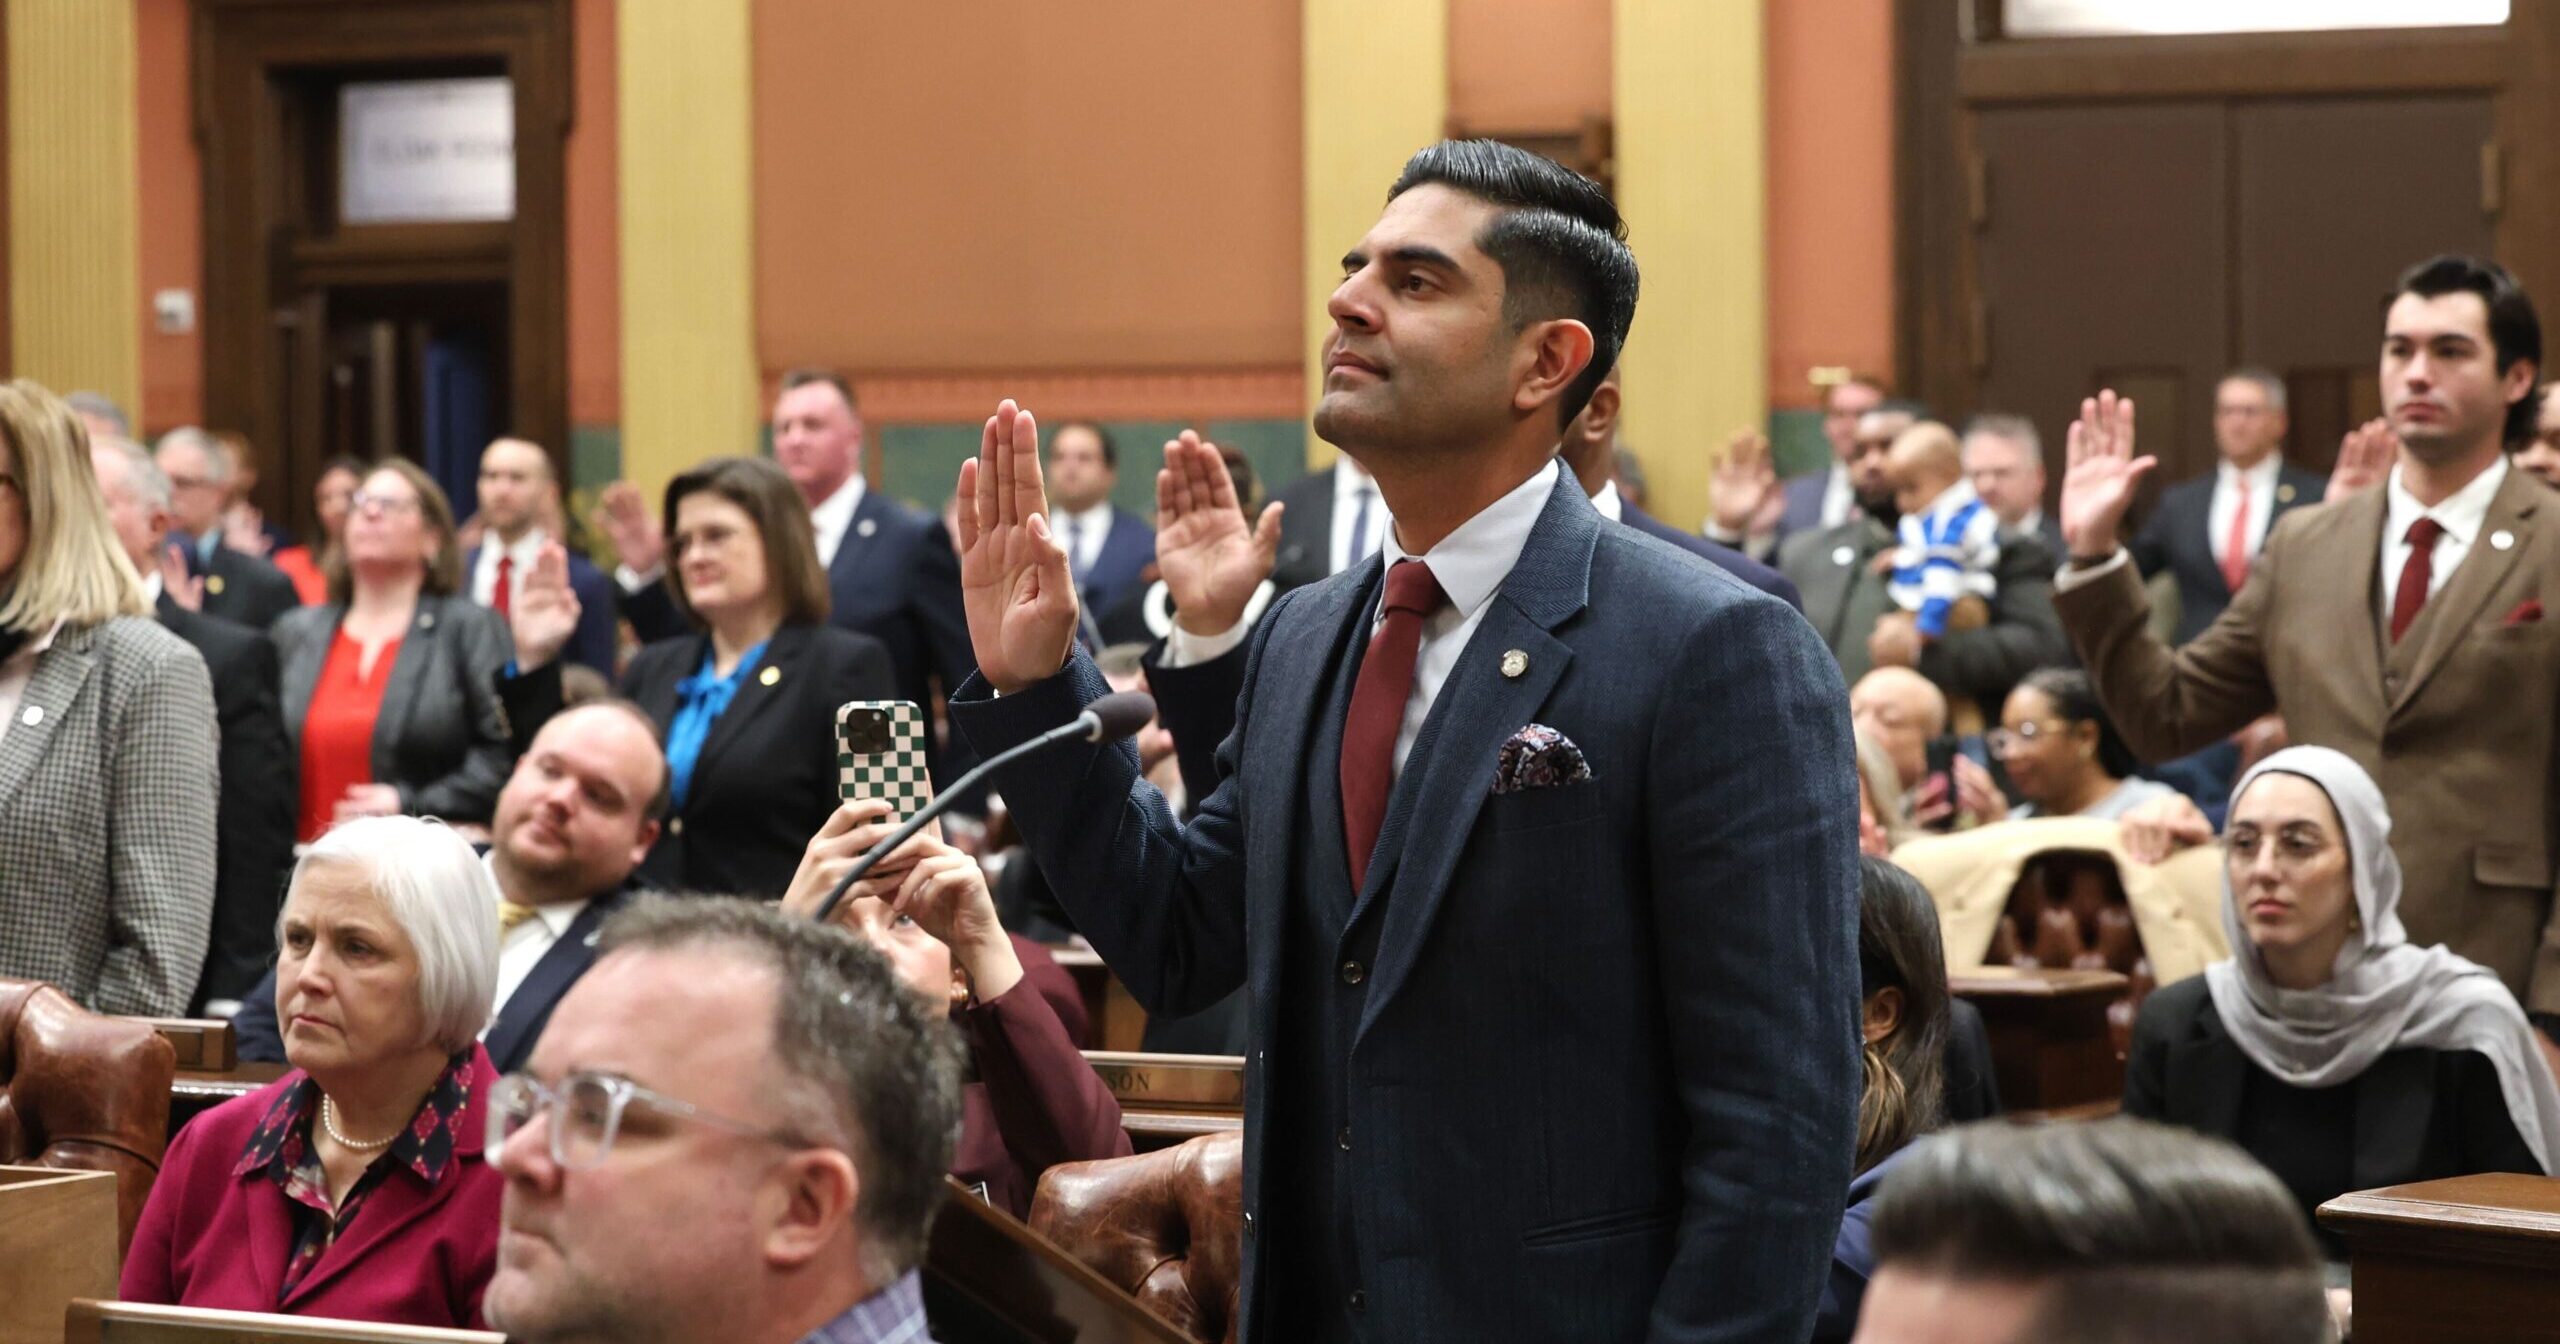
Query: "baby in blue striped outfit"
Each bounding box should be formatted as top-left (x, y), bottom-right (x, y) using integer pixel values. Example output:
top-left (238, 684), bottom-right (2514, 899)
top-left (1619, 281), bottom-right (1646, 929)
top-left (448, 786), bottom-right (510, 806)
top-left (1883, 422), bottom-right (2000, 640)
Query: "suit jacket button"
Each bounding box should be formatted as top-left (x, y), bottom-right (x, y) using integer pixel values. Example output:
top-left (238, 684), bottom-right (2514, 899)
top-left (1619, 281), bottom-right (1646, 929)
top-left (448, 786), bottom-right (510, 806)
top-left (1348, 1290), bottom-right (1367, 1313)
top-left (668, 817), bottom-right (685, 836)
top-left (1337, 1127), bottom-right (1352, 1152)
top-left (1340, 961), bottom-right (1365, 985)
top-left (1243, 1211), bottom-right (1255, 1236)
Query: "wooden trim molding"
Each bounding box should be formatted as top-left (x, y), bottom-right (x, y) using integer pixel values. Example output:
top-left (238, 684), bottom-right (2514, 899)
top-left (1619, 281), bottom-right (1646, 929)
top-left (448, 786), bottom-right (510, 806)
top-left (808, 366), bottom-right (1302, 427)
top-left (1958, 26), bottom-right (2506, 104)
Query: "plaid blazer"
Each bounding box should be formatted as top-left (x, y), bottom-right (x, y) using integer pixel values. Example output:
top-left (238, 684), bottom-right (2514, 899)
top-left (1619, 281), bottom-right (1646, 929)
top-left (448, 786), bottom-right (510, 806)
top-left (0, 616), bottom-right (218, 1015)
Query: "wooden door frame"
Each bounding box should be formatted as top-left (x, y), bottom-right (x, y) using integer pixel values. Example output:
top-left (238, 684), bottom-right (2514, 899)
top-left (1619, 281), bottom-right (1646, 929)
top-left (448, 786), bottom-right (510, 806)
top-left (1895, 4), bottom-right (2560, 427)
top-left (193, 0), bottom-right (572, 531)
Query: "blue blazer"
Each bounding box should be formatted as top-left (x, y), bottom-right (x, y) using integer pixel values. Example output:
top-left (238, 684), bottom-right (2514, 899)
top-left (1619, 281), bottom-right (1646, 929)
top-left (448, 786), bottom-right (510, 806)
top-left (952, 474), bottom-right (1861, 1343)
top-left (1077, 508), bottom-right (1157, 620)
top-left (1622, 500), bottom-right (1805, 612)
top-left (464, 544), bottom-right (617, 678)
top-left (2130, 464), bottom-right (2328, 644)
top-left (1775, 468), bottom-right (1837, 553)
top-left (234, 881), bottom-right (641, 1074)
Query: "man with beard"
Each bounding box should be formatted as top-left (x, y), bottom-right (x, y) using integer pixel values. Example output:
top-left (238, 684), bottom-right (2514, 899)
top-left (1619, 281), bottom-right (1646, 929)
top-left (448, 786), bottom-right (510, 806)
top-left (234, 702), bottom-right (666, 1071)
top-left (1767, 405), bottom-right (2070, 713)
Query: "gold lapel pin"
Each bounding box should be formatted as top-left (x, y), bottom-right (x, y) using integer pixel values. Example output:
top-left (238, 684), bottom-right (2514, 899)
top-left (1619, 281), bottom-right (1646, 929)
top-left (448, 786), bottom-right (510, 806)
top-left (760, 665), bottom-right (782, 687)
top-left (206, 575), bottom-right (226, 595)
top-left (1500, 649), bottom-right (1528, 679)
top-left (2491, 529), bottom-right (2517, 552)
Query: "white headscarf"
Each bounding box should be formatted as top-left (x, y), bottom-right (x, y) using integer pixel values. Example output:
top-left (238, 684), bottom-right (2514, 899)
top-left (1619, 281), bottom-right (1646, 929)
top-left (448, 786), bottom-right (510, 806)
top-left (2205, 746), bottom-right (2560, 1174)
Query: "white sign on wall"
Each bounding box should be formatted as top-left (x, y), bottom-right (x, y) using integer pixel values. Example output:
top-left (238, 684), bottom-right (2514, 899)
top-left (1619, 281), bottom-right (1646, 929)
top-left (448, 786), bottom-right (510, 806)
top-left (341, 78), bottom-right (516, 224)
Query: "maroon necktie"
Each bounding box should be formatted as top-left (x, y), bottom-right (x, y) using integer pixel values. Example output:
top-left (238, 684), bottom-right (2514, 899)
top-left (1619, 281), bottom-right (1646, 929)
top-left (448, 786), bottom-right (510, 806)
top-left (2389, 516), bottom-right (2445, 644)
top-left (1341, 560), bottom-right (1445, 890)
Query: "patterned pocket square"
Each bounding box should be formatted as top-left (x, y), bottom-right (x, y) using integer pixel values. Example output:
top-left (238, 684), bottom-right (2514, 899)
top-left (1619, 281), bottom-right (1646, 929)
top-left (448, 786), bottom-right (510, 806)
top-left (1494, 723), bottom-right (1592, 795)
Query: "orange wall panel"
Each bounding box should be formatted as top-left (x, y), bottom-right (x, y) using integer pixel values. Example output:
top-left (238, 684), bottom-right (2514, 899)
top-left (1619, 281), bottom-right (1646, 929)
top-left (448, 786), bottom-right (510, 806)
top-left (750, 0), bottom-right (1301, 381)
top-left (566, 0), bottom-right (617, 428)
top-left (135, 0), bottom-right (199, 435)
top-left (1448, 0), bottom-right (1611, 134)
top-left (1766, 0), bottom-right (1895, 408)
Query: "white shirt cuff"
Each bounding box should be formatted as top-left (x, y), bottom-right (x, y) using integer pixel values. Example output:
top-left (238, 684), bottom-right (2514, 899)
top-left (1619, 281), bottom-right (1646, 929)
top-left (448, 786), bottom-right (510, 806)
top-left (1160, 618), bottom-right (1251, 668)
top-left (2052, 547), bottom-right (2131, 593)
top-left (615, 563), bottom-right (662, 593)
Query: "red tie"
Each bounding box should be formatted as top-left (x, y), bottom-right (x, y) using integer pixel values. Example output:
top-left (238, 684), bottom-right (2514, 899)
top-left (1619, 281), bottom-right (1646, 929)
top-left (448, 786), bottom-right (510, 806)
top-left (1341, 560), bottom-right (1445, 890)
top-left (2221, 476), bottom-right (2253, 597)
top-left (2389, 517), bottom-right (2445, 644)
top-left (493, 554), bottom-right (514, 621)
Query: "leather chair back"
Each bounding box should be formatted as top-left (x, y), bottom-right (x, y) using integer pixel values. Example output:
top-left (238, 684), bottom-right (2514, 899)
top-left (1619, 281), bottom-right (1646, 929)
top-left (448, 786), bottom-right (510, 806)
top-left (1030, 1130), bottom-right (1242, 1344)
top-left (0, 979), bottom-right (177, 1250)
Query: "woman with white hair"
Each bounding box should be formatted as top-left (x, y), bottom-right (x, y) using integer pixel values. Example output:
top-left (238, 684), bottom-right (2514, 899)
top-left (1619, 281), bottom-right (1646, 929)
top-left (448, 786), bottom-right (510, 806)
top-left (0, 379), bottom-right (216, 1016)
top-left (124, 816), bottom-right (506, 1328)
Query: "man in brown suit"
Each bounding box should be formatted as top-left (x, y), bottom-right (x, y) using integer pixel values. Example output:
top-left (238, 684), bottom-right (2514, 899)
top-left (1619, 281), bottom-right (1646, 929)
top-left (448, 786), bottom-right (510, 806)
top-left (2053, 255), bottom-right (2560, 1017)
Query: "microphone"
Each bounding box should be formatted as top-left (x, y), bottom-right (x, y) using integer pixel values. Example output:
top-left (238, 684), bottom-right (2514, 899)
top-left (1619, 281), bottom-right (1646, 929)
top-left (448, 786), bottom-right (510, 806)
top-left (811, 691), bottom-right (1157, 925)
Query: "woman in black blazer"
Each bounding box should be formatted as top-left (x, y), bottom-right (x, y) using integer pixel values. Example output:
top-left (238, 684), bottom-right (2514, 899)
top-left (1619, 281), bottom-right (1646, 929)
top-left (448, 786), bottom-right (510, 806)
top-left (273, 458), bottom-right (513, 839)
top-left (503, 456), bottom-right (892, 896)
top-left (2124, 747), bottom-right (2560, 1268)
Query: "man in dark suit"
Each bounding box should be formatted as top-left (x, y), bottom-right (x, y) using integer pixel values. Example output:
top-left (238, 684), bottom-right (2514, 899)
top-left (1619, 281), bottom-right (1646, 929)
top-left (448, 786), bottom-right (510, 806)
top-left (1043, 420), bottom-right (1155, 618)
top-left (1269, 456), bottom-right (1389, 592)
top-left (465, 437), bottom-right (617, 677)
top-left (1962, 413), bottom-right (2068, 561)
top-left (2130, 369), bottom-right (2332, 645)
top-left (601, 371), bottom-right (979, 796)
top-left (1704, 372), bottom-right (1887, 562)
top-left (1562, 365), bottom-right (1804, 610)
top-left (948, 140), bottom-right (1859, 1342)
top-left (152, 426), bottom-right (300, 629)
top-left (90, 437), bottom-right (297, 1014)
top-left (235, 700), bottom-right (664, 1069)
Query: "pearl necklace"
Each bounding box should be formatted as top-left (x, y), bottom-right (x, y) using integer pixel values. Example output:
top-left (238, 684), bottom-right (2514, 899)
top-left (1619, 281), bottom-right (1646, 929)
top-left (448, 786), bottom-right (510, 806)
top-left (321, 1096), bottom-right (400, 1151)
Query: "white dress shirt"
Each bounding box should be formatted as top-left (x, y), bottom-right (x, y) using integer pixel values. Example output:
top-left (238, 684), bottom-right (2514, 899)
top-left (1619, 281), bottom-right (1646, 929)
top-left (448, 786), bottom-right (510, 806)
top-left (492, 889), bottom-right (592, 1021)
top-left (1590, 478), bottom-right (1625, 522)
top-left (1054, 501), bottom-right (1115, 577)
top-left (2005, 506), bottom-right (2049, 542)
top-left (1818, 463), bottom-right (1856, 530)
top-left (2207, 456), bottom-right (2283, 573)
top-left (1331, 461), bottom-right (1388, 576)
top-left (808, 472), bottom-right (868, 569)
top-left (472, 526), bottom-right (548, 609)
top-left (2378, 455), bottom-right (2508, 628)
top-left (1164, 460), bottom-right (1557, 783)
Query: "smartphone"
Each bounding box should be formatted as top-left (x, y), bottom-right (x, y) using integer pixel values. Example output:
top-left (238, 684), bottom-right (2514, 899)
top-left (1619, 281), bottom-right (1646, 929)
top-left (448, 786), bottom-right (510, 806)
top-left (1923, 736), bottom-right (1961, 833)
top-left (836, 700), bottom-right (932, 825)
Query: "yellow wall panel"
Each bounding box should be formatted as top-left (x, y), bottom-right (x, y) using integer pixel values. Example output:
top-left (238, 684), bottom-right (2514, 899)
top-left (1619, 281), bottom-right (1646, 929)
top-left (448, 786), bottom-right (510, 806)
top-left (7, 0), bottom-right (141, 417)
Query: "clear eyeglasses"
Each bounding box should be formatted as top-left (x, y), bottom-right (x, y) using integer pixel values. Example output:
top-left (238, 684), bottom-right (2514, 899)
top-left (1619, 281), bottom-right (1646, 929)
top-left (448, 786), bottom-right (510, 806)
top-left (486, 1070), bottom-right (810, 1170)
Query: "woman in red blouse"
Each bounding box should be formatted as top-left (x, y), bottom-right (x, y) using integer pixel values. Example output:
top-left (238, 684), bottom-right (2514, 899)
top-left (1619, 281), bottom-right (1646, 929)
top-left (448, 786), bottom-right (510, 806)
top-left (784, 799), bottom-right (1132, 1216)
top-left (123, 815), bottom-right (505, 1327)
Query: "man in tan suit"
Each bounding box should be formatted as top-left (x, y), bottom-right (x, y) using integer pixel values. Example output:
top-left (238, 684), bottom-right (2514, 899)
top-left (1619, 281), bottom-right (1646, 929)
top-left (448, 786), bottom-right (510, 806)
top-left (2053, 254), bottom-right (2560, 1017)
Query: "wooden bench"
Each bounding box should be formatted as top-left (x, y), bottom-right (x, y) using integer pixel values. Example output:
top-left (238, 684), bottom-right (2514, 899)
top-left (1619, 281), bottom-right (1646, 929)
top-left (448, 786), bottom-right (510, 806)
top-left (1948, 966), bottom-right (2129, 1117)
top-left (63, 1301), bottom-right (500, 1343)
top-left (2321, 1173), bottom-right (2560, 1343)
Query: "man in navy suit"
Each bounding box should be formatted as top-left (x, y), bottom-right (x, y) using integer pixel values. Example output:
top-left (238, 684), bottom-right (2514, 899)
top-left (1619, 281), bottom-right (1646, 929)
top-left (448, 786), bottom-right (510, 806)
top-left (602, 370), bottom-right (980, 796)
top-left (1562, 365), bottom-right (1803, 611)
top-left (1044, 420), bottom-right (1155, 619)
top-left (2131, 368), bottom-right (2331, 644)
top-left (153, 427), bottom-right (300, 629)
top-left (947, 140), bottom-right (1858, 1343)
top-left (466, 437), bottom-right (617, 677)
top-left (234, 702), bottom-right (664, 1071)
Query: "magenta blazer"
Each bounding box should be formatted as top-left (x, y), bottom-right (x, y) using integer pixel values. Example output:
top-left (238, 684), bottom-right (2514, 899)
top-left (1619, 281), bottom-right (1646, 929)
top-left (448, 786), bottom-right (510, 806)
top-left (121, 1046), bottom-right (504, 1329)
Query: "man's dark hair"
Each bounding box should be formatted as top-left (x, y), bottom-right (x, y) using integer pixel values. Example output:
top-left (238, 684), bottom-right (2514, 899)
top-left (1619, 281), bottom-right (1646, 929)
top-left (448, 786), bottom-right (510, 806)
top-left (779, 368), bottom-right (861, 417)
top-left (599, 898), bottom-right (964, 1283)
top-left (2395, 254), bottom-right (2542, 446)
top-left (1051, 419), bottom-right (1118, 469)
top-left (1387, 139), bottom-right (1638, 430)
top-left (1870, 1118), bottom-right (2328, 1344)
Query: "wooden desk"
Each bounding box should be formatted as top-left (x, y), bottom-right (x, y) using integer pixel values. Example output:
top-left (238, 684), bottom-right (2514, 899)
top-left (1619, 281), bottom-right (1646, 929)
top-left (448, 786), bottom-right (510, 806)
top-left (132, 1018), bottom-right (239, 1071)
top-left (926, 1176), bottom-right (1189, 1342)
top-left (1050, 946), bottom-right (1149, 1052)
top-left (1948, 966), bottom-right (2129, 1116)
top-left (2321, 1173), bottom-right (2560, 1343)
top-left (168, 1061), bottom-right (288, 1133)
top-left (0, 1168), bottom-right (117, 1344)
top-left (64, 1301), bottom-right (500, 1343)
top-left (1086, 1051), bottom-right (1243, 1152)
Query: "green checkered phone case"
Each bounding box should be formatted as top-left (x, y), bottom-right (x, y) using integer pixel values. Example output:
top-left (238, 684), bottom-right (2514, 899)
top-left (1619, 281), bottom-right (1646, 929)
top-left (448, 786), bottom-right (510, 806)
top-left (836, 700), bottom-right (931, 823)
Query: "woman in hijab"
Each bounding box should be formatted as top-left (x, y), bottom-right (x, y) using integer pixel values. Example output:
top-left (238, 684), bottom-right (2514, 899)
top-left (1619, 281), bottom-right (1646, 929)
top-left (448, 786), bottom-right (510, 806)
top-left (2123, 745), bottom-right (2560, 1265)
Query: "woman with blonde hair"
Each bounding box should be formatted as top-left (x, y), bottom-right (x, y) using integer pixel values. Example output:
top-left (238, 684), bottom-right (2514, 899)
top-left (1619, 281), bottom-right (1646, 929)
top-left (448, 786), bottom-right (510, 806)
top-left (0, 379), bottom-right (218, 1015)
top-left (273, 457), bottom-right (513, 841)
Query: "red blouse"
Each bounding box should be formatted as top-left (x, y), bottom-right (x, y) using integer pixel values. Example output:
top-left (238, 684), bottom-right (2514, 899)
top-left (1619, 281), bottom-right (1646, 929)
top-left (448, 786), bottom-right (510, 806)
top-left (299, 629), bottom-right (402, 843)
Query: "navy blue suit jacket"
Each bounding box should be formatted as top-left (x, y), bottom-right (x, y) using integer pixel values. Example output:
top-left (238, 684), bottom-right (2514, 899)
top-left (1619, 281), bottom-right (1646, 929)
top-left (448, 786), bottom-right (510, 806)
top-left (2130, 464), bottom-right (2329, 644)
top-left (1622, 501), bottom-right (1805, 611)
top-left (1075, 508), bottom-right (1156, 620)
top-left (235, 881), bottom-right (641, 1074)
top-left (951, 474), bottom-right (1861, 1343)
top-left (1774, 468), bottom-right (1837, 553)
top-left (465, 544), bottom-right (617, 677)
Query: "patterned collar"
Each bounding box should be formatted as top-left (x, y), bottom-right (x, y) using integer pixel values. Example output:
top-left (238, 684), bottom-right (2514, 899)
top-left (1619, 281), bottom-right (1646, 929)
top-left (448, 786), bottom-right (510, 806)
top-left (796, 1272), bottom-right (935, 1344)
top-left (235, 1050), bottom-right (477, 1186)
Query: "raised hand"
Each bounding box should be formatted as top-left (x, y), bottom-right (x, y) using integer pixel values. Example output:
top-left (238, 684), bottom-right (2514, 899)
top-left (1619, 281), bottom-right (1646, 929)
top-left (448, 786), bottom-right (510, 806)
top-left (955, 400), bottom-right (1078, 693)
top-left (157, 543), bottom-right (203, 612)
top-left (1155, 430), bottom-right (1282, 637)
top-left (2059, 391), bottom-right (2154, 558)
top-left (1709, 429), bottom-right (1778, 535)
top-left (2328, 418), bottom-right (2398, 500)
top-left (589, 481), bottom-right (663, 575)
top-left (509, 541), bottom-right (583, 671)
top-left (782, 800), bottom-right (1018, 1001)
top-left (2117, 792), bottom-right (2214, 866)
top-left (221, 501), bottom-right (274, 557)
